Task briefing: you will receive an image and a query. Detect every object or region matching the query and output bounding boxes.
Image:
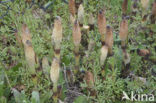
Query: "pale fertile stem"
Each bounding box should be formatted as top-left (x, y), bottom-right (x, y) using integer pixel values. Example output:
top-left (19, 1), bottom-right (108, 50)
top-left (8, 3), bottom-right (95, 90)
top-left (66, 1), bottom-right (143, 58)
top-left (72, 20), bottom-right (82, 75)
top-left (88, 13), bottom-right (95, 25)
top-left (105, 25), bottom-right (113, 55)
top-left (21, 24), bottom-right (37, 75)
top-left (119, 17), bottom-right (128, 47)
top-left (84, 71), bottom-right (94, 88)
top-left (72, 20), bottom-right (81, 47)
top-left (69, 0), bottom-right (76, 16)
top-left (78, 4), bottom-right (84, 25)
top-left (52, 16), bottom-right (62, 50)
top-left (152, 0), bottom-right (156, 17)
top-left (122, 0), bottom-right (128, 15)
top-left (141, 0), bottom-right (149, 11)
top-left (98, 10), bottom-right (106, 43)
top-left (100, 45), bottom-right (108, 66)
top-left (50, 58), bottom-right (60, 87)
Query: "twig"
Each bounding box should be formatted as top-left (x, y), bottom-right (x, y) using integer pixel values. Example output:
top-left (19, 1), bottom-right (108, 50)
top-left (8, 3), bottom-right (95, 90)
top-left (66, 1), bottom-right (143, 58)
top-left (1, 63), bottom-right (12, 89)
top-left (63, 63), bottom-right (69, 88)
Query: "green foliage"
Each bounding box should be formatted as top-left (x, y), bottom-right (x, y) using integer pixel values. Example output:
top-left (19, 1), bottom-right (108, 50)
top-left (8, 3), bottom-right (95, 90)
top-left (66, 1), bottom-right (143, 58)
top-left (74, 95), bottom-right (88, 103)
